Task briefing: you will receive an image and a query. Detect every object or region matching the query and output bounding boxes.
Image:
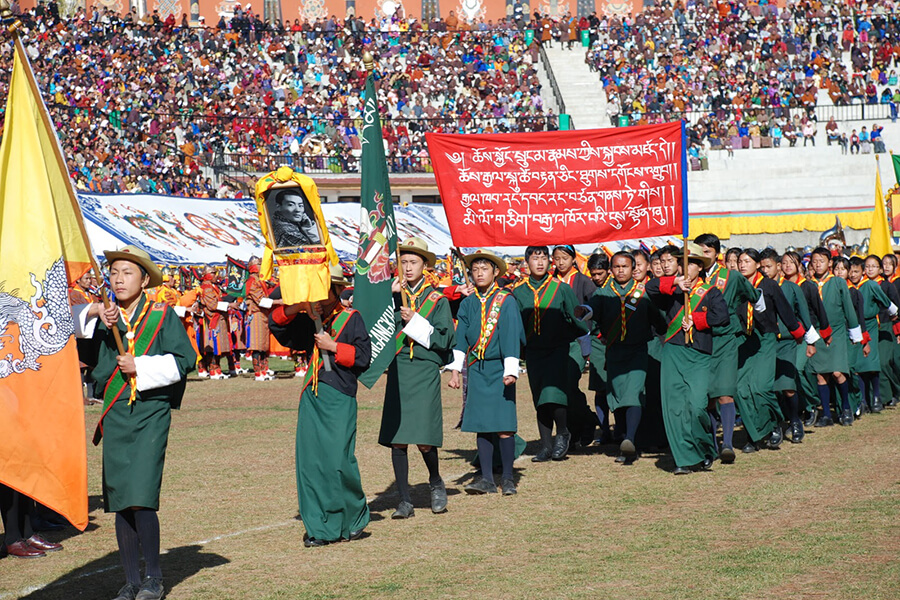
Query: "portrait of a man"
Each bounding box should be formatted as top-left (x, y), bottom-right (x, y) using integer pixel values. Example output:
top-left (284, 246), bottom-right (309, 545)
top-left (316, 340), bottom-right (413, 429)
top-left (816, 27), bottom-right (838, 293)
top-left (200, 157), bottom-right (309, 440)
top-left (266, 187), bottom-right (321, 249)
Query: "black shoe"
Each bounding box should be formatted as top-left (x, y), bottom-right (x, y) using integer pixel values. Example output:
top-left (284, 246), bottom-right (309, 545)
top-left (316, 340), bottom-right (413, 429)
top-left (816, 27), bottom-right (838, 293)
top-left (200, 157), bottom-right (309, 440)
top-left (531, 448), bottom-right (552, 462)
top-left (303, 536), bottom-right (329, 548)
top-left (694, 458), bottom-right (713, 472)
top-left (790, 420), bottom-right (805, 443)
top-left (673, 466), bottom-right (691, 475)
top-left (767, 428), bottom-right (783, 449)
top-left (30, 515), bottom-right (66, 532)
top-left (112, 583), bottom-right (140, 600)
top-left (619, 438), bottom-right (636, 457)
top-left (500, 478), bottom-right (517, 495)
top-left (135, 576), bottom-right (164, 600)
top-left (887, 397), bottom-right (899, 408)
top-left (391, 500), bottom-right (415, 519)
top-left (741, 442), bottom-right (758, 454)
top-left (464, 478), bottom-right (497, 495)
top-left (719, 447), bottom-right (736, 464)
top-left (614, 454), bottom-right (627, 463)
top-left (815, 415), bottom-right (834, 427)
top-left (871, 396), bottom-right (884, 413)
top-left (803, 407), bottom-right (819, 427)
top-left (430, 480), bottom-right (448, 514)
top-left (551, 432), bottom-right (571, 460)
top-left (348, 527), bottom-right (365, 541)
top-left (840, 409), bottom-right (854, 426)
top-left (854, 406), bottom-right (863, 419)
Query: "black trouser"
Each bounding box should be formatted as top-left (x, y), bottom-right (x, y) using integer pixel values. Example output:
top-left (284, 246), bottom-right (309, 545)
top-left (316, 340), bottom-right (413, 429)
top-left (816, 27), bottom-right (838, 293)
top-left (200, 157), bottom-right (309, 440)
top-left (0, 484), bottom-right (34, 545)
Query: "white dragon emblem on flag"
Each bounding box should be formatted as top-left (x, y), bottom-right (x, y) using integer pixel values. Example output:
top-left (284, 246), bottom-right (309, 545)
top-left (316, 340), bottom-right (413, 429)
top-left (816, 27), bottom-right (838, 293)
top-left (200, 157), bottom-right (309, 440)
top-left (0, 258), bottom-right (75, 378)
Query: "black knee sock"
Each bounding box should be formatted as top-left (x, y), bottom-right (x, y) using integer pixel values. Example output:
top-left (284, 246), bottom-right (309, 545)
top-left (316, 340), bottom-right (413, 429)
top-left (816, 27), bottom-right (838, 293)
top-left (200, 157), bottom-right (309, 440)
top-left (476, 434), bottom-right (495, 484)
top-left (134, 509), bottom-right (161, 579)
top-left (553, 405), bottom-right (569, 436)
top-left (391, 447), bottom-right (410, 502)
top-left (116, 510), bottom-right (142, 586)
top-left (420, 447), bottom-right (441, 485)
top-left (858, 374), bottom-right (868, 405)
top-left (818, 383), bottom-right (832, 418)
top-left (625, 406), bottom-right (642, 442)
top-left (1, 487), bottom-right (30, 545)
top-left (499, 436), bottom-right (515, 481)
top-left (536, 406), bottom-right (554, 450)
top-left (720, 402), bottom-right (736, 449)
top-left (837, 379), bottom-right (850, 412)
top-left (787, 393), bottom-right (800, 422)
top-left (872, 373), bottom-right (881, 401)
top-left (707, 410), bottom-right (720, 451)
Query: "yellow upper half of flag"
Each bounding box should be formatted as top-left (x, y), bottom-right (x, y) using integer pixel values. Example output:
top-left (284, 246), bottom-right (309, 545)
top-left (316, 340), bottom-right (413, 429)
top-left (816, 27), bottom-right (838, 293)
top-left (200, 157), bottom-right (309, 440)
top-left (871, 163), bottom-right (893, 259)
top-left (0, 43), bottom-right (92, 293)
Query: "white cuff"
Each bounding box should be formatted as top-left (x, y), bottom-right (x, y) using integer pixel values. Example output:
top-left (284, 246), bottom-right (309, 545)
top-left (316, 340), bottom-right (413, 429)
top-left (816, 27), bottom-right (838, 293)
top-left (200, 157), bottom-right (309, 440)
top-left (402, 312), bottom-right (434, 348)
top-left (890, 303), bottom-right (898, 317)
top-left (754, 293), bottom-right (767, 313)
top-left (805, 327), bottom-right (821, 345)
top-left (134, 354), bottom-right (182, 392)
top-left (71, 303), bottom-right (98, 338)
top-left (578, 304), bottom-right (593, 322)
top-left (173, 305), bottom-right (187, 318)
top-left (848, 326), bottom-right (863, 343)
top-left (503, 357), bottom-right (519, 379)
top-left (448, 349), bottom-right (465, 372)
top-left (259, 297), bottom-right (274, 309)
top-left (216, 301), bottom-right (230, 312)
top-left (578, 333), bottom-right (592, 356)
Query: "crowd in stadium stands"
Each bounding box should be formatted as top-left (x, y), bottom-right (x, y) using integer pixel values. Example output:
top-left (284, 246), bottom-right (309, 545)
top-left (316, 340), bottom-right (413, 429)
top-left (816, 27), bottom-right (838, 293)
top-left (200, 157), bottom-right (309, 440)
top-left (1, 1), bottom-right (898, 195)
top-left (585, 0), bottom-right (899, 153)
top-left (0, 4), bottom-right (554, 196)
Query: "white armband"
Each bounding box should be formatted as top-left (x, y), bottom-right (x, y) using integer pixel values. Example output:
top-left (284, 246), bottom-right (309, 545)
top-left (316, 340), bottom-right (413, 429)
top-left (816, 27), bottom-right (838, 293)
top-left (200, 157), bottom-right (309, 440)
top-left (259, 297), bottom-right (274, 309)
top-left (848, 326), bottom-right (863, 343)
top-left (402, 312), bottom-right (434, 348)
top-left (134, 354), bottom-right (182, 392)
top-left (754, 293), bottom-right (767, 313)
top-left (503, 357), bottom-right (520, 379)
top-left (216, 301), bottom-right (230, 312)
top-left (173, 305), bottom-right (187, 318)
top-left (447, 349), bottom-right (465, 372)
top-left (71, 303), bottom-right (98, 338)
top-left (890, 303), bottom-right (898, 317)
top-left (804, 327), bottom-right (821, 345)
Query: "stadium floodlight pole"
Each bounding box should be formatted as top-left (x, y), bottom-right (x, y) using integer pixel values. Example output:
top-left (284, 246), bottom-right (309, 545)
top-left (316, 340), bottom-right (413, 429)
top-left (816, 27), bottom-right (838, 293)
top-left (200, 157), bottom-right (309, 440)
top-left (1, 3), bottom-right (127, 357)
top-left (364, 49), bottom-right (408, 310)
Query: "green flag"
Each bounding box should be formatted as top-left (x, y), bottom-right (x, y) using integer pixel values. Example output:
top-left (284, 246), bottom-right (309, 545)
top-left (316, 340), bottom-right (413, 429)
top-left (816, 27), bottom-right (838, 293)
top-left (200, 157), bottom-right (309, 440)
top-left (356, 72), bottom-right (398, 388)
top-left (892, 153), bottom-right (900, 185)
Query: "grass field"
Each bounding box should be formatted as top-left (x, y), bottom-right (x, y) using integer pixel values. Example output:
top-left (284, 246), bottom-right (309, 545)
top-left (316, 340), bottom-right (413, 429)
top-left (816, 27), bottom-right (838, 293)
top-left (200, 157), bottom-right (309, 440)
top-left (3, 358), bottom-right (899, 600)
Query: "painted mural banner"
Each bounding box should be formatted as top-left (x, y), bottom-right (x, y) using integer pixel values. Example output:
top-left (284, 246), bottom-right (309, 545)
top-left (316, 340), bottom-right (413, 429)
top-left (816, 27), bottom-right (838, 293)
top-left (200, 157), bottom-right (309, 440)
top-left (425, 122), bottom-right (688, 247)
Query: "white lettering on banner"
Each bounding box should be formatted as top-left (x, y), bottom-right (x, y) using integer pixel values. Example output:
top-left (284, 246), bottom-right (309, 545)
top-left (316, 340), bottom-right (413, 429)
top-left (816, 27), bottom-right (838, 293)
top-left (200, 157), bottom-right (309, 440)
top-left (368, 305), bottom-right (396, 356)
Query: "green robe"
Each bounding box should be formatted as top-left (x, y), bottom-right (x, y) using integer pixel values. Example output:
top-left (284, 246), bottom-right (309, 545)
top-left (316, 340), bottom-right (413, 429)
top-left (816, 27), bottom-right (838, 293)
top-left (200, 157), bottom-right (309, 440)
top-left (852, 279), bottom-right (891, 373)
top-left (90, 295), bottom-right (197, 512)
top-left (660, 344), bottom-right (715, 468)
top-left (454, 288), bottom-right (526, 433)
top-left (775, 278), bottom-right (812, 393)
top-left (511, 274), bottom-right (589, 408)
top-left (706, 265), bottom-right (761, 399)
top-left (808, 274), bottom-right (860, 375)
top-left (379, 284), bottom-right (455, 447)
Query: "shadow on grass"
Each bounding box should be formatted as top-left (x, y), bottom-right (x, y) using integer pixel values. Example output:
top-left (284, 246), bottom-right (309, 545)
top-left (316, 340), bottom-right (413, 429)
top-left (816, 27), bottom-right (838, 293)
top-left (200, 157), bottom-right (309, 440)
top-left (367, 481), bottom-right (463, 515)
top-left (20, 544), bottom-right (229, 600)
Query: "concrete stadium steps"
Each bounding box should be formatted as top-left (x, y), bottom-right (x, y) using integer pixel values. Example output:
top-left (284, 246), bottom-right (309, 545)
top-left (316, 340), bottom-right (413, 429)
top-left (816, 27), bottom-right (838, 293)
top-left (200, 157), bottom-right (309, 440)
top-left (538, 44), bottom-right (608, 130)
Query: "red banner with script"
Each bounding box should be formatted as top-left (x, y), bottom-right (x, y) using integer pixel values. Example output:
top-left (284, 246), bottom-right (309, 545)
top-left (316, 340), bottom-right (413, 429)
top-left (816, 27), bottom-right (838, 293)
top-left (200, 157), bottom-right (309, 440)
top-left (426, 123), bottom-right (687, 247)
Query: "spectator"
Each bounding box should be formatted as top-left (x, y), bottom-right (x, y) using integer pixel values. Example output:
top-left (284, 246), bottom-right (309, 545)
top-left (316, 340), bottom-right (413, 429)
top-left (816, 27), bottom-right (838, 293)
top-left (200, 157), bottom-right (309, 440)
top-left (825, 117), bottom-right (840, 146)
top-left (850, 129), bottom-right (860, 154)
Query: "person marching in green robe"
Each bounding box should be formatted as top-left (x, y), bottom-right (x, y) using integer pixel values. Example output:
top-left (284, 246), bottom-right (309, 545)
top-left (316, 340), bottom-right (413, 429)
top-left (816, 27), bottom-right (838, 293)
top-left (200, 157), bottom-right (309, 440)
top-left (447, 250), bottom-right (526, 496)
top-left (861, 255), bottom-right (900, 413)
top-left (74, 246), bottom-right (196, 600)
top-left (379, 238), bottom-right (455, 519)
top-left (269, 265), bottom-right (372, 548)
top-left (735, 249), bottom-right (811, 453)
top-left (808, 247), bottom-right (864, 427)
top-left (694, 234), bottom-right (762, 464)
top-left (511, 246), bottom-right (590, 462)
top-left (586, 252), bottom-right (666, 464)
top-left (586, 253), bottom-right (612, 443)
top-left (879, 254), bottom-right (900, 406)
top-left (758, 249), bottom-right (820, 444)
top-left (645, 243), bottom-right (730, 475)
top-left (833, 258), bottom-right (870, 419)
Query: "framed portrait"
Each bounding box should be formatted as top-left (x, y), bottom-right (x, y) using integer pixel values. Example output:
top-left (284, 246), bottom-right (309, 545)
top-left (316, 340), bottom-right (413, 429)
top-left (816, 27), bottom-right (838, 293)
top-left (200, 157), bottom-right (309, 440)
top-left (261, 185), bottom-right (324, 251)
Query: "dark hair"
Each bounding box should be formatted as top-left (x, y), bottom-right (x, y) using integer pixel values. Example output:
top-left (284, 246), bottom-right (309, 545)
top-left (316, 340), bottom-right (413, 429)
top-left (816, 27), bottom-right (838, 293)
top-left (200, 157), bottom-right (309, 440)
top-left (740, 248), bottom-right (761, 263)
top-left (725, 247), bottom-right (742, 263)
top-left (832, 256), bottom-right (850, 271)
top-left (631, 249), bottom-right (651, 263)
top-left (553, 245), bottom-right (576, 258)
top-left (469, 257), bottom-right (499, 272)
top-left (694, 233), bottom-right (721, 254)
top-left (864, 254), bottom-right (884, 267)
top-left (759, 247), bottom-right (780, 262)
top-left (782, 250), bottom-right (803, 270)
top-left (587, 253), bottom-right (609, 271)
top-left (811, 246), bottom-right (832, 262)
top-left (849, 256), bottom-right (865, 268)
top-left (657, 245), bottom-right (679, 258)
top-left (525, 246), bottom-right (550, 260)
top-left (649, 250), bottom-right (662, 262)
top-left (611, 251), bottom-right (636, 267)
top-left (884, 253), bottom-right (899, 267)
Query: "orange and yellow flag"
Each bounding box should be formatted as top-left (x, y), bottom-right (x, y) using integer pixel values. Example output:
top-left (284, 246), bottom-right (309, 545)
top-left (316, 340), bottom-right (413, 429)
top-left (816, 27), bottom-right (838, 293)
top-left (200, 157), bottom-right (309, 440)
top-left (0, 38), bottom-right (92, 530)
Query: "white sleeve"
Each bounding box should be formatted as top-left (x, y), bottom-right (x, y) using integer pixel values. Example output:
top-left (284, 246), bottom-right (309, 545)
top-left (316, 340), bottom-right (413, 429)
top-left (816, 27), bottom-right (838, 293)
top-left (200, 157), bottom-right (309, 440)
top-left (890, 303), bottom-right (898, 317)
top-left (804, 327), bottom-right (821, 345)
top-left (578, 332), bottom-right (592, 357)
top-left (503, 357), bottom-right (520, 379)
top-left (173, 305), bottom-right (187, 318)
top-left (71, 303), bottom-right (98, 338)
top-left (134, 354), bottom-right (182, 392)
top-left (848, 326), bottom-right (863, 343)
top-left (259, 297), bottom-right (274, 309)
top-left (216, 301), bottom-right (230, 312)
top-left (754, 292), bottom-right (767, 313)
top-left (577, 304), bottom-right (593, 322)
top-left (402, 312), bottom-right (434, 348)
top-left (447, 349), bottom-right (465, 372)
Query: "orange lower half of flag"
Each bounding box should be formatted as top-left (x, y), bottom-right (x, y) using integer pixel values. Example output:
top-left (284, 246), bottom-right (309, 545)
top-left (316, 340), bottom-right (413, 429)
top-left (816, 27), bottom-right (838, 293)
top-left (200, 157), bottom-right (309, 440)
top-left (0, 334), bottom-right (88, 531)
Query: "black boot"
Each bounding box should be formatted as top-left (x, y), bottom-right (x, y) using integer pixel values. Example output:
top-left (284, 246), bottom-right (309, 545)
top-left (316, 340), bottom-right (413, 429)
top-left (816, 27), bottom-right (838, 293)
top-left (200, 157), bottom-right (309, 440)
top-left (551, 432), bottom-right (571, 460)
top-left (871, 396), bottom-right (884, 413)
top-left (790, 419), bottom-right (805, 443)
